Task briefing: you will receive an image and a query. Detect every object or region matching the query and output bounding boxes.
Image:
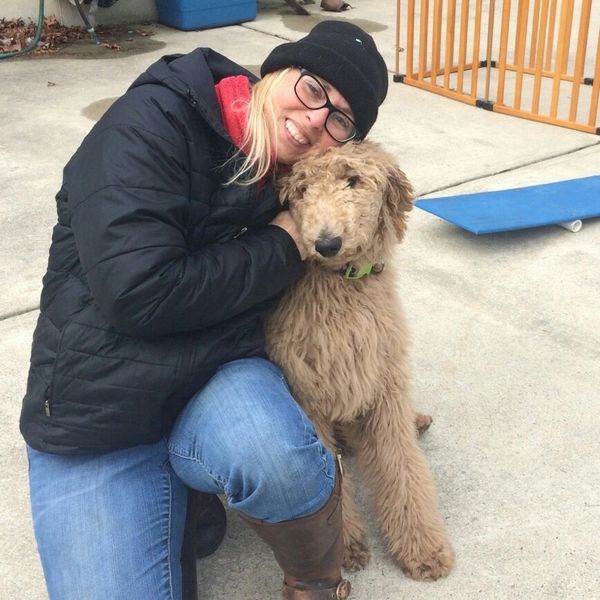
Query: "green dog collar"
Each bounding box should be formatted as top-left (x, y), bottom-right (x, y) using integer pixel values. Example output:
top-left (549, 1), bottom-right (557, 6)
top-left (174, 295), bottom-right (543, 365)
top-left (341, 262), bottom-right (385, 280)
top-left (342, 263), bottom-right (371, 279)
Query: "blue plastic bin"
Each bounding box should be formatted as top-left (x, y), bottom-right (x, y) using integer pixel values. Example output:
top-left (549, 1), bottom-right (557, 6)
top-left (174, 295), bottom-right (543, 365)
top-left (156, 0), bottom-right (257, 30)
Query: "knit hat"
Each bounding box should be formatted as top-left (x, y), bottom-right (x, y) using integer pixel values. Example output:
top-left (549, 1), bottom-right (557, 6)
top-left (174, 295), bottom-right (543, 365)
top-left (260, 20), bottom-right (388, 139)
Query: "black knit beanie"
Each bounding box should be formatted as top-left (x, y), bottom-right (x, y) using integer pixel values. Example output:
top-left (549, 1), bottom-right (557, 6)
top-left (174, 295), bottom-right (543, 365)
top-left (260, 21), bottom-right (388, 139)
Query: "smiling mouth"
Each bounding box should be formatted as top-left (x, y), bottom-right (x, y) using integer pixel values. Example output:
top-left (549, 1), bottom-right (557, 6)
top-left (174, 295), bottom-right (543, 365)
top-left (285, 119), bottom-right (309, 145)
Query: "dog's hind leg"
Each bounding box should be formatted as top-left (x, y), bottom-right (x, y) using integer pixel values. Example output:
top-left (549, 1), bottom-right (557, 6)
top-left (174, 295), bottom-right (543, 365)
top-left (415, 412), bottom-right (433, 435)
top-left (355, 391), bottom-right (454, 581)
top-left (313, 418), bottom-right (371, 571)
top-left (337, 407), bottom-right (428, 445)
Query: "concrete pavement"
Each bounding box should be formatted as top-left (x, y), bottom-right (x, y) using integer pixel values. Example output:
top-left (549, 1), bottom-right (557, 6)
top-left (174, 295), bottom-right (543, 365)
top-left (1, 1), bottom-right (599, 598)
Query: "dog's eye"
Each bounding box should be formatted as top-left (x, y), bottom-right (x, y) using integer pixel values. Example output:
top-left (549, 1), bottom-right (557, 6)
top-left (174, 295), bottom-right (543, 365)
top-left (346, 176), bottom-right (360, 189)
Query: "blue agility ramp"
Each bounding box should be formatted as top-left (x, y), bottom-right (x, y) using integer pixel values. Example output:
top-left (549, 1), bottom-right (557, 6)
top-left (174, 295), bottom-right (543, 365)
top-left (415, 175), bottom-right (600, 234)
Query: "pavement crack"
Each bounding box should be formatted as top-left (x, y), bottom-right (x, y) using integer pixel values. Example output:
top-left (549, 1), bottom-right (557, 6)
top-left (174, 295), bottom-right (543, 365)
top-left (0, 306), bottom-right (39, 322)
top-left (241, 24), bottom-right (296, 43)
top-left (418, 141), bottom-right (600, 198)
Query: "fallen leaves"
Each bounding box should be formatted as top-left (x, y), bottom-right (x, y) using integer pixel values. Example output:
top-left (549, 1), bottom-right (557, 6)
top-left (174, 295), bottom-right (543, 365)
top-left (0, 16), bottom-right (153, 55)
top-left (1, 16), bottom-right (88, 54)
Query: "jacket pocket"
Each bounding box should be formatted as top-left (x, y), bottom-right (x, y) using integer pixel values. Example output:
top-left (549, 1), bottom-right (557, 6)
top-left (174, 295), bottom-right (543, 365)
top-left (49, 321), bottom-right (179, 429)
top-left (46, 320), bottom-right (71, 417)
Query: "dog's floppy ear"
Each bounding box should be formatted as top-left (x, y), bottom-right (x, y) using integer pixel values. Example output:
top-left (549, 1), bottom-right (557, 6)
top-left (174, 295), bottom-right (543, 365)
top-left (278, 148), bottom-right (321, 206)
top-left (279, 173), bottom-right (308, 207)
top-left (380, 153), bottom-right (414, 242)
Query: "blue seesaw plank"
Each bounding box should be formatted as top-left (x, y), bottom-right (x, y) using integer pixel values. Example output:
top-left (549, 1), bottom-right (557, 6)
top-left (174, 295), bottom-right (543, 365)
top-left (415, 175), bottom-right (600, 234)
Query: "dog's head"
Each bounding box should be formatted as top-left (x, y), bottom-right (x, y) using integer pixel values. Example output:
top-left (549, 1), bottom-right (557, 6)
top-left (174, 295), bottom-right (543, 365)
top-left (279, 141), bottom-right (413, 268)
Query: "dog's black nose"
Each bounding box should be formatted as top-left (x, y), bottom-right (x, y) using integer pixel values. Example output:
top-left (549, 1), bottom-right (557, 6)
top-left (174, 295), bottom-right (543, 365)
top-left (315, 236), bottom-right (342, 257)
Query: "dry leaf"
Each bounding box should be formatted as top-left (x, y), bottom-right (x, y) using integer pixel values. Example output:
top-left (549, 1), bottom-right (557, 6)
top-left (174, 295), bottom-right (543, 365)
top-left (0, 17), bottom-right (141, 55)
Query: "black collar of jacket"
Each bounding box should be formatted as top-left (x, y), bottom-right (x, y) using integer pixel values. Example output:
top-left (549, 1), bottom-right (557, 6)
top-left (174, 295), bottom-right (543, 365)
top-left (128, 48), bottom-right (258, 144)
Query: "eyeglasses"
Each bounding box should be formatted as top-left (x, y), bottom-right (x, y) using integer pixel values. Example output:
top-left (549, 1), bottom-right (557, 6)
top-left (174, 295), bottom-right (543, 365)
top-left (294, 69), bottom-right (360, 143)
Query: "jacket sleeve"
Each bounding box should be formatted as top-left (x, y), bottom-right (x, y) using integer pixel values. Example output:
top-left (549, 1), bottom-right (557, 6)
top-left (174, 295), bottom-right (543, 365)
top-left (68, 117), bottom-right (304, 337)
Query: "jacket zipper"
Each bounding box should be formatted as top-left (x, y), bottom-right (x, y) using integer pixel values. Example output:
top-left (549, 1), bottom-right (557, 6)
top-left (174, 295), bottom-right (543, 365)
top-left (44, 389), bottom-right (52, 416)
top-left (45, 318), bottom-right (71, 418)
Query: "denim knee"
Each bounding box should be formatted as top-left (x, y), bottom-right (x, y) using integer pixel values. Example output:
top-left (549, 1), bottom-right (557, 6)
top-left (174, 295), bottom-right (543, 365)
top-left (168, 358), bottom-right (336, 522)
top-left (219, 399), bottom-right (336, 522)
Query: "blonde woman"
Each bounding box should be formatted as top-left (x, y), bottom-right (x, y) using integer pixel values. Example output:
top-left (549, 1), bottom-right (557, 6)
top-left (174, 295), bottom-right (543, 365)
top-left (22, 21), bottom-right (388, 600)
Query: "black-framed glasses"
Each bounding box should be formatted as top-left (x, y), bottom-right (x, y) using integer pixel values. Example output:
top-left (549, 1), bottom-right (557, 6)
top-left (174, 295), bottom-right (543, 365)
top-left (294, 69), bottom-right (360, 143)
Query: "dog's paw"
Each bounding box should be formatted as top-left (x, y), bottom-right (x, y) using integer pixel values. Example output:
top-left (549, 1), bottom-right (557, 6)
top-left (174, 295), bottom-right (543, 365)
top-left (400, 540), bottom-right (454, 581)
top-left (343, 536), bottom-right (371, 571)
top-left (415, 412), bottom-right (433, 436)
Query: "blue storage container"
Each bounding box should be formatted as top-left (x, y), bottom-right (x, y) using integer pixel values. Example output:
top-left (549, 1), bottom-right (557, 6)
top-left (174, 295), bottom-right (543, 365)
top-left (156, 0), bottom-right (257, 30)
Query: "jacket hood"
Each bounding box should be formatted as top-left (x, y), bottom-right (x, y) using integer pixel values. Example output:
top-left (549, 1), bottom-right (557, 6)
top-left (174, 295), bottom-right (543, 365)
top-left (129, 48), bottom-right (258, 139)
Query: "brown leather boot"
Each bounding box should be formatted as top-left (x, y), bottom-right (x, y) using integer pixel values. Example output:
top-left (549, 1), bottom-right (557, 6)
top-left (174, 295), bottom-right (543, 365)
top-left (241, 469), bottom-right (351, 600)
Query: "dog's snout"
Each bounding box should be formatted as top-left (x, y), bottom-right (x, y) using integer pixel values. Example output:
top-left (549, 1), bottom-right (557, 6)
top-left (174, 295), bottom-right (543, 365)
top-left (315, 235), bottom-right (342, 257)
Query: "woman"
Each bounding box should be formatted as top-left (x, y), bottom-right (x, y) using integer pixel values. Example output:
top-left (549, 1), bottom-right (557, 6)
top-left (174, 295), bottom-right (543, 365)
top-left (21, 20), bottom-right (388, 600)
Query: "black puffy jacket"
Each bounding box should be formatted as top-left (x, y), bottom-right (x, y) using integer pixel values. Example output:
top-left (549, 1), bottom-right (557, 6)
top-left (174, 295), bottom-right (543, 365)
top-left (20, 49), bottom-right (304, 455)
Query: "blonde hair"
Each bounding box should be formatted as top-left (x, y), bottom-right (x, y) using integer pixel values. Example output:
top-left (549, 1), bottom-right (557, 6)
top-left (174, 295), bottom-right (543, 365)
top-left (226, 68), bottom-right (291, 186)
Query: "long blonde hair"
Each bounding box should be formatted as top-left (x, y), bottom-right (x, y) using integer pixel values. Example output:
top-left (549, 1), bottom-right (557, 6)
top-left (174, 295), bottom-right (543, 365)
top-left (226, 68), bottom-right (290, 186)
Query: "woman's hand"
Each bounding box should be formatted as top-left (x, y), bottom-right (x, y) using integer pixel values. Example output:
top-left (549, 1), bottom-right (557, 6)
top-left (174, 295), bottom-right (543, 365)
top-left (270, 211), bottom-right (307, 261)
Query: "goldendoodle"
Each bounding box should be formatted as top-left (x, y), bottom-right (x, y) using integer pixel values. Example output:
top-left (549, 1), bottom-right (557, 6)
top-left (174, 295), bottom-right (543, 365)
top-left (266, 141), bottom-right (455, 580)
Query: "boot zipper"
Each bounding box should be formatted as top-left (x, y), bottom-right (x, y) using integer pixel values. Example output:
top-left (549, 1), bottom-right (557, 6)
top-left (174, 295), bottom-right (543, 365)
top-left (336, 453), bottom-right (344, 478)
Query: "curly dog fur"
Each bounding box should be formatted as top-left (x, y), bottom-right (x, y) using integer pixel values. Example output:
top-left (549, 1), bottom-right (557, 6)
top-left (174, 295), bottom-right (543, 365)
top-left (266, 141), bottom-right (454, 580)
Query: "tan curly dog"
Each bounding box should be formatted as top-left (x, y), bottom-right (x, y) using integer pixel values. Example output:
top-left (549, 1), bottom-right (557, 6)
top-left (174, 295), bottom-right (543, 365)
top-left (265, 141), bottom-right (454, 581)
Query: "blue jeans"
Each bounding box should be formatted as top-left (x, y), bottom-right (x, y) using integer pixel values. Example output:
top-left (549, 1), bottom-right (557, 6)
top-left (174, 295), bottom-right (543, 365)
top-left (28, 358), bottom-right (336, 600)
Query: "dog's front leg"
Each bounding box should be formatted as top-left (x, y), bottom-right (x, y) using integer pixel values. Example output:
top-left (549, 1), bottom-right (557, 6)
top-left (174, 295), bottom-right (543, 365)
top-left (356, 391), bottom-right (454, 581)
top-left (312, 417), bottom-right (371, 571)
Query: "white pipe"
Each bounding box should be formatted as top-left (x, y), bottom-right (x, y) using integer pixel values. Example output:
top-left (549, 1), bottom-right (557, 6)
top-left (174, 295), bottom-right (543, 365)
top-left (557, 220), bottom-right (582, 233)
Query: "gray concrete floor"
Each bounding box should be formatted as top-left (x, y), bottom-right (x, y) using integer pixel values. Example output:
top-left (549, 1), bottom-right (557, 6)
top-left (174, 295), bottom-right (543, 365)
top-left (1, 1), bottom-right (599, 599)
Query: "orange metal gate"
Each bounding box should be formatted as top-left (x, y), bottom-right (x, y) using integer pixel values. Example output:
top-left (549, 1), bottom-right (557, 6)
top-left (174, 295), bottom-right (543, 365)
top-left (394, 0), bottom-right (600, 135)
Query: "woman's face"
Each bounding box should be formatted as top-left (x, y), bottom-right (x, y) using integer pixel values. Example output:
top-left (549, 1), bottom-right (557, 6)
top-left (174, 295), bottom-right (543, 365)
top-left (268, 68), bottom-right (355, 165)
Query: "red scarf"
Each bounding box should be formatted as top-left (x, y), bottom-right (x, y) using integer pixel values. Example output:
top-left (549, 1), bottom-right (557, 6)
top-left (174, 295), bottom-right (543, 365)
top-left (214, 75), bottom-right (251, 150)
top-left (215, 75), bottom-right (287, 185)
